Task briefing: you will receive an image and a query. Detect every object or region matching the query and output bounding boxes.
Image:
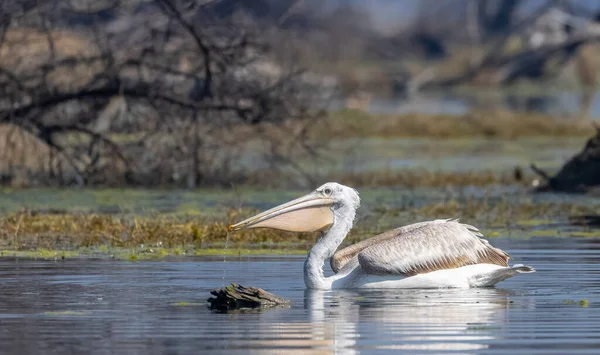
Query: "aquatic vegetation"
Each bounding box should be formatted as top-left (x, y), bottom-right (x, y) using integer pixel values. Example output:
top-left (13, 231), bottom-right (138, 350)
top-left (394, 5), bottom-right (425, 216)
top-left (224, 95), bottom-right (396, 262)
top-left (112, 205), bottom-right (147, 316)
top-left (0, 210), bottom-right (320, 257)
top-left (370, 198), bottom-right (600, 232)
top-left (327, 169), bottom-right (530, 188)
top-left (563, 299), bottom-right (590, 307)
top-left (193, 248), bottom-right (308, 256)
top-left (316, 109), bottom-right (594, 140)
top-left (0, 193), bottom-right (596, 258)
top-left (193, 166), bottom-right (536, 190)
top-left (0, 249), bottom-right (80, 259)
top-left (171, 302), bottom-right (204, 307)
top-left (569, 231), bottom-right (600, 238)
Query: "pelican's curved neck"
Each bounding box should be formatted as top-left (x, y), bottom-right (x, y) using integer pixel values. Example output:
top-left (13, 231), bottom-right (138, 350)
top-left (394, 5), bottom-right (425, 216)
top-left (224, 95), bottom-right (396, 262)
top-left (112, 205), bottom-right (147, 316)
top-left (304, 207), bottom-right (355, 289)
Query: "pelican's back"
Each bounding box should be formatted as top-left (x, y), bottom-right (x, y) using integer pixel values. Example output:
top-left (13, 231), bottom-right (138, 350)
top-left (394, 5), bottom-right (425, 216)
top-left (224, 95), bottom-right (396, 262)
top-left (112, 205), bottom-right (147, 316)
top-left (331, 219), bottom-right (509, 277)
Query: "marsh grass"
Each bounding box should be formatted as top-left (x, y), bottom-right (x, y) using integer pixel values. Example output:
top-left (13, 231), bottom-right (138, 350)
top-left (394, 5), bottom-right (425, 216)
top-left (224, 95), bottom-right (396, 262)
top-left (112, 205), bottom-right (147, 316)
top-left (206, 167), bottom-right (533, 190)
top-left (316, 109), bottom-right (594, 140)
top-left (0, 210), bottom-right (321, 254)
top-left (2, 196), bottom-right (599, 258)
top-left (397, 199), bottom-right (598, 228)
top-left (327, 169), bottom-right (528, 189)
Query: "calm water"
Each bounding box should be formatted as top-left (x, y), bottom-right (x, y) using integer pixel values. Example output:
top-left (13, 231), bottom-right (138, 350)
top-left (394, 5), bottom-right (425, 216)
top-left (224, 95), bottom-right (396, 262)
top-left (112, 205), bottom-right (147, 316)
top-left (0, 237), bottom-right (599, 354)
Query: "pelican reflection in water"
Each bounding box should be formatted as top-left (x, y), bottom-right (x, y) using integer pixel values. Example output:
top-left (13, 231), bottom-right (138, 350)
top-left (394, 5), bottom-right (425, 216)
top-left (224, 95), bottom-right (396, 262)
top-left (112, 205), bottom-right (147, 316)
top-left (229, 182), bottom-right (535, 290)
top-left (302, 288), bottom-right (536, 353)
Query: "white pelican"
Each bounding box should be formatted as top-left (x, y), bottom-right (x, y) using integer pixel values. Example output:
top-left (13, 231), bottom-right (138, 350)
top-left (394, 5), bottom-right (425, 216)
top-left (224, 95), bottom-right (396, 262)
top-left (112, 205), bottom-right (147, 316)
top-left (229, 182), bottom-right (535, 290)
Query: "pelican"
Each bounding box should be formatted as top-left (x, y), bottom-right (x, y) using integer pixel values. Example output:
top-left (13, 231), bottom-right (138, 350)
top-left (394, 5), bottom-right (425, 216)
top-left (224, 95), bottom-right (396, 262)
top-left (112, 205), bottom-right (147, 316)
top-left (229, 182), bottom-right (535, 290)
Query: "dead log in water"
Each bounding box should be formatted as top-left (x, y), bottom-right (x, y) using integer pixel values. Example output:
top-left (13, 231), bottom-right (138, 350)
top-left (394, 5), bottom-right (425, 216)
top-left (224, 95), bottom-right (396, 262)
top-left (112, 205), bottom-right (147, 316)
top-left (569, 215), bottom-right (600, 227)
top-left (207, 284), bottom-right (291, 312)
top-left (532, 126), bottom-right (600, 193)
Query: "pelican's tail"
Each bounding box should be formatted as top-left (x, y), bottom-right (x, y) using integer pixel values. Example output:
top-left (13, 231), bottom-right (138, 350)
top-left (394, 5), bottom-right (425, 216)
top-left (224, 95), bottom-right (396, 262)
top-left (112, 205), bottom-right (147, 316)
top-left (475, 264), bottom-right (536, 287)
top-left (511, 264), bottom-right (536, 273)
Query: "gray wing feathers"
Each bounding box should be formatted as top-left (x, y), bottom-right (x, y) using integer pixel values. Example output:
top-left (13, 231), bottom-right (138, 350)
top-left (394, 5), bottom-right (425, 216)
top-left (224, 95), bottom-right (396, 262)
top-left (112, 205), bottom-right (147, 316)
top-left (357, 220), bottom-right (509, 276)
top-left (330, 219), bottom-right (451, 273)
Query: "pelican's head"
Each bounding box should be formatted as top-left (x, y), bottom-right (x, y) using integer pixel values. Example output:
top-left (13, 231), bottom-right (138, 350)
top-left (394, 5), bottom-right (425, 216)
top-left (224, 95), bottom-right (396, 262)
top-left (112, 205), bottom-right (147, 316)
top-left (228, 182), bottom-right (360, 233)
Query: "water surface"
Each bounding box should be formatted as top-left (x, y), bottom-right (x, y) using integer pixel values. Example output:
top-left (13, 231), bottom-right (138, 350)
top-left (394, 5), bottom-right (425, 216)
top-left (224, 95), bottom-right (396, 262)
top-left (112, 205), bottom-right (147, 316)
top-left (0, 237), bottom-right (599, 354)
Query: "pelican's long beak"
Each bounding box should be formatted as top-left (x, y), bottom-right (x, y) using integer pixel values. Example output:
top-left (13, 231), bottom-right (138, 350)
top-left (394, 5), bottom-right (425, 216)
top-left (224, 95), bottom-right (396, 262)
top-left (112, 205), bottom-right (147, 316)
top-left (228, 193), bottom-right (334, 233)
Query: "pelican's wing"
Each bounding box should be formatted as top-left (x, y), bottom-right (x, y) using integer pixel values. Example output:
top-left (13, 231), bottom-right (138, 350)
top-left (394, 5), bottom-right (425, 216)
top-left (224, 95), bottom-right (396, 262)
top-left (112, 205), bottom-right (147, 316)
top-left (357, 219), bottom-right (509, 276)
top-left (332, 219), bottom-right (509, 276)
top-left (331, 220), bottom-right (443, 273)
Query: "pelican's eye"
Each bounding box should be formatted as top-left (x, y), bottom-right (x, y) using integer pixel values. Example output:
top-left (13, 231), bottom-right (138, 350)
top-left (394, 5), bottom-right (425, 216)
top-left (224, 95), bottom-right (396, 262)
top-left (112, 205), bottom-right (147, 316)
top-left (323, 187), bottom-right (333, 196)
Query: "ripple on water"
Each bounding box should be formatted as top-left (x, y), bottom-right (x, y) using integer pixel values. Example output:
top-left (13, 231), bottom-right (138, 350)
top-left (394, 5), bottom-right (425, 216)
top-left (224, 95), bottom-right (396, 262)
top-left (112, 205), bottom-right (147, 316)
top-left (0, 238), bottom-right (598, 354)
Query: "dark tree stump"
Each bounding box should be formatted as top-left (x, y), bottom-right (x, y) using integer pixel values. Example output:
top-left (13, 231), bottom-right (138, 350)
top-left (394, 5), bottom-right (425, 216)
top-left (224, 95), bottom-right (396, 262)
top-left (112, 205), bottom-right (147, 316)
top-left (569, 215), bottom-right (600, 227)
top-left (532, 127), bottom-right (600, 193)
top-left (207, 284), bottom-right (290, 312)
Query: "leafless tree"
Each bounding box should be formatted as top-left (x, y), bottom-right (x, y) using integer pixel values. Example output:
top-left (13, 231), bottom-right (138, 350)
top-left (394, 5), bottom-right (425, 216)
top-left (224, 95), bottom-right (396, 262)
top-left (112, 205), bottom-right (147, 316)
top-left (0, 0), bottom-right (325, 187)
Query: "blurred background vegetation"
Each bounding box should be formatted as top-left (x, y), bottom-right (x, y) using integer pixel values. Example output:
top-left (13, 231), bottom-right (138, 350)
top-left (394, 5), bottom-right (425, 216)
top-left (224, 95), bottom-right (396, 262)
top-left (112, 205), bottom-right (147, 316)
top-left (2, 0), bottom-right (600, 190)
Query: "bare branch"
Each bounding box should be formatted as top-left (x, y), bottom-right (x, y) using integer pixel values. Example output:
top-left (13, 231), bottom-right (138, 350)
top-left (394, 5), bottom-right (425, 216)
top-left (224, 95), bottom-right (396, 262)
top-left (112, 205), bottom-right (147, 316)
top-left (156, 0), bottom-right (213, 99)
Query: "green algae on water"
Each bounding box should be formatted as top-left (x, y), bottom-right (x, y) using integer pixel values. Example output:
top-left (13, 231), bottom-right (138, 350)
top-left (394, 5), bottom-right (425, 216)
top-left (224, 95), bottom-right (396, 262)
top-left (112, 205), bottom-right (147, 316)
top-left (171, 302), bottom-right (204, 307)
top-left (563, 299), bottom-right (590, 307)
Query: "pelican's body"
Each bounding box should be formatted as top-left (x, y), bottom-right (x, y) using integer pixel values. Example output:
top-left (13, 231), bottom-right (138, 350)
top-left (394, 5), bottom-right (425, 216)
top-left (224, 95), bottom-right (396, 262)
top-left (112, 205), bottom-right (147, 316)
top-left (229, 182), bottom-right (535, 290)
top-left (326, 253), bottom-right (530, 290)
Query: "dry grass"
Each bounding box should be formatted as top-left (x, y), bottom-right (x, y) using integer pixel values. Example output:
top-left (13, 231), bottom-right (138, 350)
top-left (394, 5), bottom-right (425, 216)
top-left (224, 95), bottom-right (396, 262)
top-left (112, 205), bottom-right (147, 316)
top-left (1, 196), bottom-right (598, 255)
top-left (327, 169), bottom-right (528, 189)
top-left (315, 109), bottom-right (594, 140)
top-left (407, 199), bottom-right (597, 227)
top-left (199, 166), bottom-right (532, 190)
top-left (0, 210), bottom-right (321, 252)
